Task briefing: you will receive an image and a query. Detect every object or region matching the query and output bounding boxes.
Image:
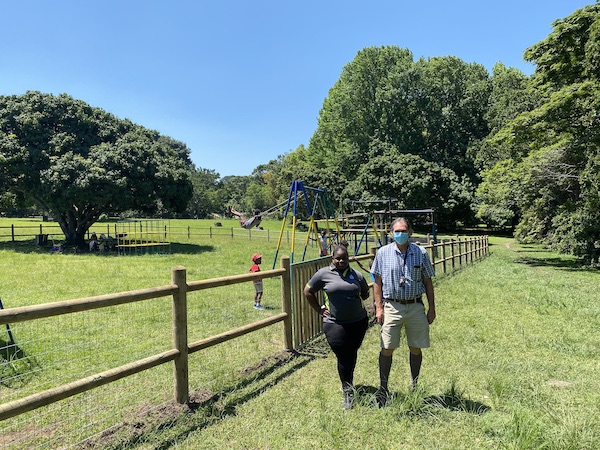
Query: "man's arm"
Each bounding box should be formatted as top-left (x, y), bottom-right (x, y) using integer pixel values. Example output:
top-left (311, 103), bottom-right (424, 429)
top-left (423, 276), bottom-right (436, 324)
top-left (374, 275), bottom-right (384, 324)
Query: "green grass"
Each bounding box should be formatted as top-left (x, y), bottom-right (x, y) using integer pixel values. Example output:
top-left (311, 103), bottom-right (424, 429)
top-left (0, 218), bottom-right (311, 448)
top-left (1, 222), bottom-right (599, 449)
top-left (107, 236), bottom-right (599, 450)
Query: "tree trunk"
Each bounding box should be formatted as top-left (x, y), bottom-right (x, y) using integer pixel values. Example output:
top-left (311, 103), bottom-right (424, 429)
top-left (56, 205), bottom-right (101, 247)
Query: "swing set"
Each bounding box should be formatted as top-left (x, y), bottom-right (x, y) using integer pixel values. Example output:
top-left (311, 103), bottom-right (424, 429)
top-left (271, 181), bottom-right (341, 269)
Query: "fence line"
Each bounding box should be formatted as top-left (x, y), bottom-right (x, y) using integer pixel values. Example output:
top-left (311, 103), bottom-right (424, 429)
top-left (0, 259), bottom-right (292, 423)
top-left (0, 235), bottom-right (488, 446)
top-left (0, 223), bottom-right (439, 245)
top-left (0, 223), bottom-right (292, 243)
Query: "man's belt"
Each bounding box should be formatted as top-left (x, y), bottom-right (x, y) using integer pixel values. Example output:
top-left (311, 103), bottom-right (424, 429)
top-left (386, 297), bottom-right (423, 305)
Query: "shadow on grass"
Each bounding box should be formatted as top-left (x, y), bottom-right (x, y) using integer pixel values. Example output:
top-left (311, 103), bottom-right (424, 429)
top-left (0, 241), bottom-right (216, 256)
top-left (349, 382), bottom-right (490, 416)
top-left (0, 339), bottom-right (40, 388)
top-left (514, 254), bottom-right (599, 272)
top-left (91, 337), bottom-right (331, 450)
top-left (169, 243), bottom-right (216, 255)
top-left (516, 256), bottom-right (583, 270)
top-left (423, 390), bottom-right (490, 415)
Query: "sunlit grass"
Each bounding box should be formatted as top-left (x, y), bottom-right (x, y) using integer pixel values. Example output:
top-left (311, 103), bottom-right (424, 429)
top-left (1, 225), bottom-right (599, 449)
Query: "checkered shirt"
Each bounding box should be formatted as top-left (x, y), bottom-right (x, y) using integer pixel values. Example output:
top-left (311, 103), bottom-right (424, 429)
top-left (371, 242), bottom-right (435, 300)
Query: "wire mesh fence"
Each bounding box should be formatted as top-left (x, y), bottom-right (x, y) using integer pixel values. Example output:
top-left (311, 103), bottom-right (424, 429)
top-left (0, 265), bottom-right (291, 449)
top-left (0, 232), bottom-right (488, 448)
top-left (1, 297), bottom-right (173, 449)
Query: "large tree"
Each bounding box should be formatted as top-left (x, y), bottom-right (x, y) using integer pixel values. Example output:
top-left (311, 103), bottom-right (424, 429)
top-left (0, 91), bottom-right (193, 245)
top-left (185, 166), bottom-right (225, 218)
top-left (476, 4), bottom-right (600, 264)
top-left (295, 46), bottom-right (490, 225)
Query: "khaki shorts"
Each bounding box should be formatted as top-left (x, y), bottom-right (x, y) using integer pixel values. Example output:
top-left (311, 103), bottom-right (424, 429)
top-left (253, 280), bottom-right (263, 293)
top-left (380, 301), bottom-right (430, 349)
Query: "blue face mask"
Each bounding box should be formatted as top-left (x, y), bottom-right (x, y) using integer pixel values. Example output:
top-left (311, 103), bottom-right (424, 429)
top-left (393, 231), bottom-right (409, 245)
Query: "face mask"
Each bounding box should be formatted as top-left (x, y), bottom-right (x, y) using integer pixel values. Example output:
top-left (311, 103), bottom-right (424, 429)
top-left (393, 231), bottom-right (409, 245)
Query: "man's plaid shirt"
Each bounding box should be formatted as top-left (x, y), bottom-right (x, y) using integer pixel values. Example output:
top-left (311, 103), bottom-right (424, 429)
top-left (371, 242), bottom-right (435, 300)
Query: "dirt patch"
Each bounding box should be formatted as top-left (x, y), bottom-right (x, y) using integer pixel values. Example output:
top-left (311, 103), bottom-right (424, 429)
top-left (77, 351), bottom-right (297, 449)
top-left (240, 350), bottom-right (294, 376)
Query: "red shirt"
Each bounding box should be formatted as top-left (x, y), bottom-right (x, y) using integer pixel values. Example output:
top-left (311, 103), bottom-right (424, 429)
top-left (250, 263), bottom-right (261, 281)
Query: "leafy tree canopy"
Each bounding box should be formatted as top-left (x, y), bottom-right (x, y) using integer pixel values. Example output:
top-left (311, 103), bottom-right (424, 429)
top-left (283, 46), bottom-right (491, 225)
top-left (477, 4), bottom-right (600, 264)
top-left (0, 91), bottom-right (193, 245)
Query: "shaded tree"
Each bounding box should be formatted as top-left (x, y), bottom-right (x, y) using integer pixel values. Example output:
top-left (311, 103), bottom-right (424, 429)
top-left (477, 4), bottom-right (600, 264)
top-left (0, 91), bottom-right (193, 246)
top-left (344, 145), bottom-right (475, 228)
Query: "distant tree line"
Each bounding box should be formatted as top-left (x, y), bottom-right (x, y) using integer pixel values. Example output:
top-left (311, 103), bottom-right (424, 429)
top-left (1, 4), bottom-right (598, 264)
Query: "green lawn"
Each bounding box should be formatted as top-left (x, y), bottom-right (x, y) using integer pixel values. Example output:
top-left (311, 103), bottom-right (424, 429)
top-left (116, 237), bottom-right (600, 450)
top-left (1, 220), bottom-right (598, 449)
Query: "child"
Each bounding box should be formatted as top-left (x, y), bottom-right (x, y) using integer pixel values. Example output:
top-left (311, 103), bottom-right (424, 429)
top-left (231, 207), bottom-right (262, 229)
top-left (250, 253), bottom-right (264, 310)
top-left (319, 230), bottom-right (328, 257)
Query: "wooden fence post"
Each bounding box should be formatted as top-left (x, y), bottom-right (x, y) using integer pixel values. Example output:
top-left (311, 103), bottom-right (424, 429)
top-left (441, 240), bottom-right (447, 274)
top-left (451, 239), bottom-right (456, 271)
top-left (11, 224), bottom-right (15, 242)
top-left (172, 266), bottom-right (189, 404)
top-left (280, 257), bottom-right (293, 351)
top-left (429, 240), bottom-right (436, 270)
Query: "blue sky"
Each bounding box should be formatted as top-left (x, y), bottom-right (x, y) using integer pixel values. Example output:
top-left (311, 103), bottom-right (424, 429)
top-left (1, 1), bottom-right (594, 177)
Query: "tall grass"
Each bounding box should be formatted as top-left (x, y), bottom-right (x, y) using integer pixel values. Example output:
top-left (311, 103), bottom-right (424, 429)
top-left (113, 236), bottom-right (599, 449)
top-left (2, 221), bottom-right (598, 449)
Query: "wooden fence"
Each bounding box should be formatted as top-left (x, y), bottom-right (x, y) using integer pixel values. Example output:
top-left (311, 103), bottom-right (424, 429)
top-left (289, 235), bottom-right (489, 349)
top-left (0, 235), bottom-right (488, 444)
top-left (0, 258), bottom-right (292, 422)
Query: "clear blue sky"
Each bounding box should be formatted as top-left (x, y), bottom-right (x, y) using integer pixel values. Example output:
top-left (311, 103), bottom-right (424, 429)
top-left (1, 1), bottom-right (594, 177)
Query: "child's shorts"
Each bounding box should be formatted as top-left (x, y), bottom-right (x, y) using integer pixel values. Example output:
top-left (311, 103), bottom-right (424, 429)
top-left (253, 280), bottom-right (263, 293)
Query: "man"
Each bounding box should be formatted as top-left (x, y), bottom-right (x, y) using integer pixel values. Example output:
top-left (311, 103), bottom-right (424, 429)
top-left (371, 217), bottom-right (436, 406)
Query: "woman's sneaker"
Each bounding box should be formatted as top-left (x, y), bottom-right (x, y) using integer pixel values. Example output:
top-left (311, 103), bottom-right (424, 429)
top-left (342, 389), bottom-right (354, 410)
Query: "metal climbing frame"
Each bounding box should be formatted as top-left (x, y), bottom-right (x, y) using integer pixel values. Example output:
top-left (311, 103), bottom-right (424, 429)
top-left (271, 181), bottom-right (341, 269)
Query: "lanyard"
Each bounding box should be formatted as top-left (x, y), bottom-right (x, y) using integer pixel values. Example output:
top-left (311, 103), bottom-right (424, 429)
top-left (398, 244), bottom-right (410, 285)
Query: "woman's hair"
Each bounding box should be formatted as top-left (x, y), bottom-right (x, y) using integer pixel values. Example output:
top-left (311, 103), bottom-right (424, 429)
top-left (332, 245), bottom-right (349, 256)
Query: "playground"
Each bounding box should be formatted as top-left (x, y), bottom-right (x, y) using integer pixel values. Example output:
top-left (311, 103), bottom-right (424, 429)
top-left (0, 229), bottom-right (597, 449)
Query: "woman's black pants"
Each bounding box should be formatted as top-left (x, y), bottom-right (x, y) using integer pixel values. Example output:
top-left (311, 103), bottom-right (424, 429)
top-left (323, 316), bottom-right (369, 386)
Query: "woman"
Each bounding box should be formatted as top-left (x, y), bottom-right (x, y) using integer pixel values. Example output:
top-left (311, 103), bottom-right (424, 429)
top-left (303, 245), bottom-right (370, 409)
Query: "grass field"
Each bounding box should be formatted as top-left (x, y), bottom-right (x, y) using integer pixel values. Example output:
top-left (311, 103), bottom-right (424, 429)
top-left (116, 237), bottom-right (600, 450)
top-left (1, 218), bottom-right (599, 449)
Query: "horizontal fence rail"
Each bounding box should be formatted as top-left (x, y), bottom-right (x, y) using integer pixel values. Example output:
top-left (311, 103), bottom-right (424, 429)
top-left (0, 235), bottom-right (488, 447)
top-left (0, 258), bottom-right (292, 425)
